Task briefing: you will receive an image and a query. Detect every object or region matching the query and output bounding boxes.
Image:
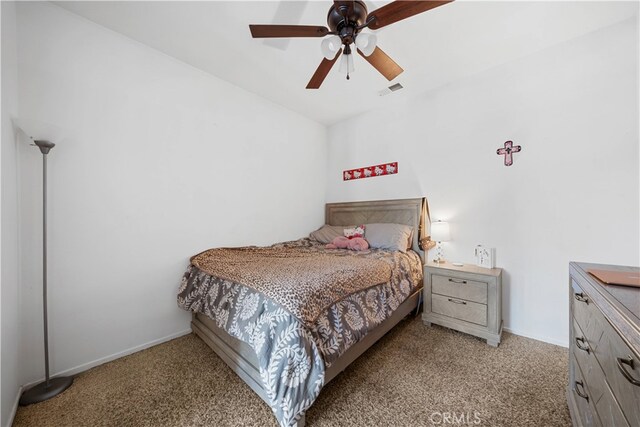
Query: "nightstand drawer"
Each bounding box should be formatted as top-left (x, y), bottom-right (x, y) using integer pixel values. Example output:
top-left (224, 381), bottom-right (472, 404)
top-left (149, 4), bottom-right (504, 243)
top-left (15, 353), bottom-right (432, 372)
top-left (432, 294), bottom-right (487, 326)
top-left (432, 274), bottom-right (488, 304)
top-left (423, 262), bottom-right (502, 346)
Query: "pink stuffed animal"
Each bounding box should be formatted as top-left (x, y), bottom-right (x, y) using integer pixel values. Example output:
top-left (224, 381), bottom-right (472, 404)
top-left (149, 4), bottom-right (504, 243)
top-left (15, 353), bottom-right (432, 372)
top-left (326, 236), bottom-right (369, 251)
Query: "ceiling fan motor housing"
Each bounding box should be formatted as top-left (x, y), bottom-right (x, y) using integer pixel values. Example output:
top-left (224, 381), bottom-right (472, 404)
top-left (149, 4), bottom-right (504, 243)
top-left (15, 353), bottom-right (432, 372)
top-left (327, 1), bottom-right (368, 45)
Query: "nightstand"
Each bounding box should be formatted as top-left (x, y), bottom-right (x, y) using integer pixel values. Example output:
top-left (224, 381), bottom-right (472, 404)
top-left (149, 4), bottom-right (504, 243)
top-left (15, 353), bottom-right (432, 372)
top-left (422, 261), bottom-right (503, 347)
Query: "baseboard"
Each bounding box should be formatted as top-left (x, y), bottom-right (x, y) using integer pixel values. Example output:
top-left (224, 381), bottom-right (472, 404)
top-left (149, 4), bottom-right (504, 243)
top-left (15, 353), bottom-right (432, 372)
top-left (6, 385), bottom-right (23, 427)
top-left (503, 326), bottom-right (568, 348)
top-left (21, 329), bottom-right (192, 390)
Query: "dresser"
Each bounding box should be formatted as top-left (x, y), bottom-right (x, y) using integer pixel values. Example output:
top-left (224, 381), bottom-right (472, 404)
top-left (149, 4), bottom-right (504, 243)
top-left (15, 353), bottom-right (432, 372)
top-left (422, 262), bottom-right (502, 347)
top-left (568, 262), bottom-right (640, 427)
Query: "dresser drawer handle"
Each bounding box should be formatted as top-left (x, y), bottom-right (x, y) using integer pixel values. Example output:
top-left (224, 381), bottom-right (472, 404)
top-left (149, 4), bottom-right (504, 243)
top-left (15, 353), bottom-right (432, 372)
top-left (575, 337), bottom-right (590, 353)
top-left (616, 355), bottom-right (640, 386)
top-left (448, 278), bottom-right (467, 284)
top-left (574, 293), bottom-right (589, 304)
top-left (575, 381), bottom-right (589, 401)
top-left (448, 298), bottom-right (467, 305)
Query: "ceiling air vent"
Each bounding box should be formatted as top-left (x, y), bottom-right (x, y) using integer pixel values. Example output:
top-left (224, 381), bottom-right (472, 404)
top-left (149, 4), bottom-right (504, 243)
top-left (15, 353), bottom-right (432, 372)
top-left (378, 83), bottom-right (403, 96)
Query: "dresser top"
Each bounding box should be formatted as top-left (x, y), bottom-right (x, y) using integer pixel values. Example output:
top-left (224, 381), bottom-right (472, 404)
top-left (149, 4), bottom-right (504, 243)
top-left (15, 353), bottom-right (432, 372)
top-left (570, 262), bottom-right (640, 332)
top-left (425, 261), bottom-right (502, 277)
top-left (571, 262), bottom-right (640, 322)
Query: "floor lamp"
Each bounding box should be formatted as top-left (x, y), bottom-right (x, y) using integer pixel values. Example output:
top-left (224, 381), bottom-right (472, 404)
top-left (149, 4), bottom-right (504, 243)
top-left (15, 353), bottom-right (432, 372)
top-left (19, 140), bottom-right (73, 405)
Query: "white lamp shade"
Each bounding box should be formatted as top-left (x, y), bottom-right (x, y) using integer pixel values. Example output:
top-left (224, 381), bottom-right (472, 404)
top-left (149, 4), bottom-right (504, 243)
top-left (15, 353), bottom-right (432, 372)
top-left (12, 117), bottom-right (66, 143)
top-left (355, 32), bottom-right (377, 56)
top-left (431, 221), bottom-right (451, 242)
top-left (321, 35), bottom-right (342, 60)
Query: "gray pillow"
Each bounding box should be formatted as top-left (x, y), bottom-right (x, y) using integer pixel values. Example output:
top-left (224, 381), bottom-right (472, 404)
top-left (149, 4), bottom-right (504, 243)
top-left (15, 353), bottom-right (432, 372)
top-left (365, 223), bottom-right (413, 252)
top-left (309, 225), bottom-right (352, 244)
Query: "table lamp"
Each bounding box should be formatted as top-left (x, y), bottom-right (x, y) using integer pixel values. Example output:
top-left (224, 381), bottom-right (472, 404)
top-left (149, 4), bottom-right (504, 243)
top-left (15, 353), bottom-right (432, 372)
top-left (431, 221), bottom-right (451, 263)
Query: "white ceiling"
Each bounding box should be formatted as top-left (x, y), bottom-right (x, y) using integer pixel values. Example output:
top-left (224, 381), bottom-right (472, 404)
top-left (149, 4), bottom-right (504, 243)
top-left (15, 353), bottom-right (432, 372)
top-left (54, 1), bottom-right (638, 125)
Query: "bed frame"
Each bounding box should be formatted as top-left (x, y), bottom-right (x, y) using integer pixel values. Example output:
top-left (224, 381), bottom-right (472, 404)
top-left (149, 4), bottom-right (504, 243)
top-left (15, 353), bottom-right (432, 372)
top-left (191, 198), bottom-right (425, 426)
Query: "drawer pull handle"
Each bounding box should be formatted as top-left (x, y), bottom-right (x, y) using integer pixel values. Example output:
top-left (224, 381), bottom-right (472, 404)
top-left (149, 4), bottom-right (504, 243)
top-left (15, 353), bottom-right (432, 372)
top-left (575, 337), bottom-right (590, 353)
top-left (448, 298), bottom-right (467, 305)
top-left (575, 381), bottom-right (588, 400)
top-left (448, 278), bottom-right (467, 284)
top-left (616, 355), bottom-right (640, 387)
top-left (574, 293), bottom-right (589, 304)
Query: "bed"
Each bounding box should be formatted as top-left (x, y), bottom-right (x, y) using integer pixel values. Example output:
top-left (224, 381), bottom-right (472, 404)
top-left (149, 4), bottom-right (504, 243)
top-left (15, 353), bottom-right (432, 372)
top-left (177, 198), bottom-right (427, 427)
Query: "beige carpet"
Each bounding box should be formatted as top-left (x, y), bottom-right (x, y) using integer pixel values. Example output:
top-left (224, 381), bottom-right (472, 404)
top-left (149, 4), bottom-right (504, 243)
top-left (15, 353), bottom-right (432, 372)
top-left (14, 317), bottom-right (570, 426)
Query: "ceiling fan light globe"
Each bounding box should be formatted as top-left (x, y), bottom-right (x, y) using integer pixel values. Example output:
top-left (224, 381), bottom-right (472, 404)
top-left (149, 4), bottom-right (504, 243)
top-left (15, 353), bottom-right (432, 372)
top-left (355, 33), bottom-right (377, 57)
top-left (321, 35), bottom-right (342, 60)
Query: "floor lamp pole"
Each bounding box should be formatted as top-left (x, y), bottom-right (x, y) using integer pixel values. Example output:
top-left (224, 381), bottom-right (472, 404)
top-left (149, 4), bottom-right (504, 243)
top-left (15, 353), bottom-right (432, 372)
top-left (43, 143), bottom-right (50, 387)
top-left (19, 140), bottom-right (73, 406)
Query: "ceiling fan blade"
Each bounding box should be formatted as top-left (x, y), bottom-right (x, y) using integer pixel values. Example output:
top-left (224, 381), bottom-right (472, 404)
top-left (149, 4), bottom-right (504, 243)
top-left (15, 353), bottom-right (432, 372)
top-left (306, 51), bottom-right (342, 89)
top-left (249, 25), bottom-right (330, 38)
top-left (357, 47), bottom-right (403, 81)
top-left (367, 1), bottom-right (453, 30)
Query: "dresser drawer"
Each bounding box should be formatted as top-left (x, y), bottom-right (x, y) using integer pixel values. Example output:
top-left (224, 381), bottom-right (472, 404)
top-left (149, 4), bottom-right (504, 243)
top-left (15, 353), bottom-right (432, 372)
top-left (432, 274), bottom-right (487, 304)
top-left (571, 279), bottom-right (640, 427)
top-left (572, 280), bottom-right (607, 356)
top-left (572, 318), bottom-right (629, 427)
top-left (432, 294), bottom-right (487, 326)
top-left (571, 353), bottom-right (600, 427)
top-left (568, 263), bottom-right (640, 427)
top-left (598, 324), bottom-right (640, 427)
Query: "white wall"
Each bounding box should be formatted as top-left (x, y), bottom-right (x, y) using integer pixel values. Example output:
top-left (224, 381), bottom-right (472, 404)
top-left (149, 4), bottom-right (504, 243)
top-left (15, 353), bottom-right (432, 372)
top-left (15, 2), bottom-right (326, 386)
top-left (326, 17), bottom-right (639, 346)
top-left (1, 2), bottom-right (22, 425)
top-left (5, 4), bottom-right (637, 410)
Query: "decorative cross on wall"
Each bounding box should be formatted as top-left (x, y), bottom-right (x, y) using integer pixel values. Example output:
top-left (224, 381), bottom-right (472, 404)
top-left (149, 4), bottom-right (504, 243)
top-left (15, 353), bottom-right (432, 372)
top-left (497, 140), bottom-right (521, 166)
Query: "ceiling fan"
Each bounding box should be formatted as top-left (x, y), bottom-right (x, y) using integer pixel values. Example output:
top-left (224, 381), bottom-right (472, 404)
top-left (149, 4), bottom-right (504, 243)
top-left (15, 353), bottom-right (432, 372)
top-left (249, 1), bottom-right (453, 89)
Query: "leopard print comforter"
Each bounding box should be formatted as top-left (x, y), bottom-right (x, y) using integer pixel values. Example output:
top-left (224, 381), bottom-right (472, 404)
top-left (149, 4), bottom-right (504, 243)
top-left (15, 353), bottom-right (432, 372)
top-left (191, 239), bottom-right (401, 325)
top-left (178, 238), bottom-right (422, 427)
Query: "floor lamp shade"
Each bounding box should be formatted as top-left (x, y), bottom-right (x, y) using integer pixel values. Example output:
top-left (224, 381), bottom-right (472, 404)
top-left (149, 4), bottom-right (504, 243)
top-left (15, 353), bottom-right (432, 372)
top-left (19, 138), bottom-right (73, 405)
top-left (12, 117), bottom-right (66, 143)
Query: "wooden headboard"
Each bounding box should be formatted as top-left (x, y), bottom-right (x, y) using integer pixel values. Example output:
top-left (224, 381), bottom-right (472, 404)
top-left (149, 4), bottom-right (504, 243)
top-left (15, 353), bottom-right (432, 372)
top-left (325, 198), bottom-right (425, 262)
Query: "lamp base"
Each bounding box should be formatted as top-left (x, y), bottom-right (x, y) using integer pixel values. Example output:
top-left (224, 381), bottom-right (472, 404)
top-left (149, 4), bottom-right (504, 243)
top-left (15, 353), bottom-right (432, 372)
top-left (19, 376), bottom-right (73, 406)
